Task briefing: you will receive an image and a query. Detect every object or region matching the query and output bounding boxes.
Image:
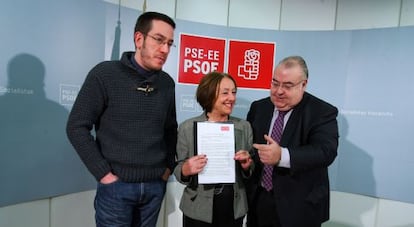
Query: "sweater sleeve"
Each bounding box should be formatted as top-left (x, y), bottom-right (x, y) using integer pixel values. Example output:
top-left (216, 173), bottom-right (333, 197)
top-left (164, 87), bottom-right (178, 172)
top-left (66, 67), bottom-right (111, 181)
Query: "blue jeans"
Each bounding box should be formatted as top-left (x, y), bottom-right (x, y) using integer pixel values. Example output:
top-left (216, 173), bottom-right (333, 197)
top-left (94, 179), bottom-right (166, 227)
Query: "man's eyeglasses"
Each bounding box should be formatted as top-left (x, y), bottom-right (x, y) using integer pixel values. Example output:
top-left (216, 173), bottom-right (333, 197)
top-left (271, 79), bottom-right (305, 91)
top-left (145, 34), bottom-right (176, 48)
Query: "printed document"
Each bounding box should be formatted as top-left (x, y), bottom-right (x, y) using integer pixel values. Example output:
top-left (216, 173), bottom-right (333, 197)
top-left (195, 121), bottom-right (235, 184)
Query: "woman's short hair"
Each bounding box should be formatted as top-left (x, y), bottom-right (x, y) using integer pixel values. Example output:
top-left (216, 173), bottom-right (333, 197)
top-left (196, 71), bottom-right (237, 113)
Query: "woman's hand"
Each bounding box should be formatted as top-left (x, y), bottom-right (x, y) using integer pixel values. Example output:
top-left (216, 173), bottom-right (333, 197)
top-left (181, 154), bottom-right (208, 177)
top-left (234, 150), bottom-right (253, 170)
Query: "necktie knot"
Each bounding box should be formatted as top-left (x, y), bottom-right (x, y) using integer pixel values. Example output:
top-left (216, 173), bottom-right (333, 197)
top-left (278, 110), bottom-right (287, 117)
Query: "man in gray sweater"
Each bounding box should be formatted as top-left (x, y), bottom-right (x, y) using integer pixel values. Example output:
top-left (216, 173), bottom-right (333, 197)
top-left (66, 11), bottom-right (177, 227)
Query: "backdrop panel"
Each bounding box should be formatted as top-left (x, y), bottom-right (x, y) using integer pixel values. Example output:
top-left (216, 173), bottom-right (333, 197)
top-left (0, 0), bottom-right (104, 207)
top-left (1, 2), bottom-right (413, 207)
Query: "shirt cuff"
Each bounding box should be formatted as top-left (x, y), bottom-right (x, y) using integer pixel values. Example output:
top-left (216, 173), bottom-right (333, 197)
top-left (278, 147), bottom-right (291, 168)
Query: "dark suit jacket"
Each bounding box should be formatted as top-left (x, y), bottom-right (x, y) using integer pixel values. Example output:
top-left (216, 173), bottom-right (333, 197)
top-left (246, 92), bottom-right (339, 227)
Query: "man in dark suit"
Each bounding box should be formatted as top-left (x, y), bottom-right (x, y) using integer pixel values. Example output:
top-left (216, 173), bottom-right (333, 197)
top-left (246, 56), bottom-right (339, 227)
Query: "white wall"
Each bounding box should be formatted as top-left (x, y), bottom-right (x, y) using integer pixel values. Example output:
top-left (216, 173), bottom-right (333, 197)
top-left (2, 0), bottom-right (414, 226)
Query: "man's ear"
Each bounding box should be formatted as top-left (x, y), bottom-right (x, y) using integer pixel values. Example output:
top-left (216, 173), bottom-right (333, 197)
top-left (301, 79), bottom-right (308, 90)
top-left (134, 32), bottom-right (144, 50)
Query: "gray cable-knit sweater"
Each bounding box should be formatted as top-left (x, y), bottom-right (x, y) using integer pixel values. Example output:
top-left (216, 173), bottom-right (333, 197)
top-left (66, 52), bottom-right (177, 182)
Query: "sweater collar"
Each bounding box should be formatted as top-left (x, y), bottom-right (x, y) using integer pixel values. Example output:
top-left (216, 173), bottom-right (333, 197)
top-left (129, 54), bottom-right (155, 78)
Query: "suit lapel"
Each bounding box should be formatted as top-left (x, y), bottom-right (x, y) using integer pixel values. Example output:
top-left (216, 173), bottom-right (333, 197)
top-left (259, 98), bottom-right (275, 143)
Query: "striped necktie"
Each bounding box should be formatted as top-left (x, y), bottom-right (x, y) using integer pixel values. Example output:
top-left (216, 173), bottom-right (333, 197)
top-left (261, 111), bottom-right (287, 191)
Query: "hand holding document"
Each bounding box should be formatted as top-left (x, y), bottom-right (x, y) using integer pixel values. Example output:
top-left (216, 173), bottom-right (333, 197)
top-left (181, 154), bottom-right (208, 177)
top-left (195, 121), bottom-right (235, 184)
top-left (234, 150), bottom-right (252, 171)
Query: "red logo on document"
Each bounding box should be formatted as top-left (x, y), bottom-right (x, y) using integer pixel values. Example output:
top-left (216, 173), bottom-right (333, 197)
top-left (178, 34), bottom-right (226, 85)
top-left (228, 40), bottom-right (275, 89)
top-left (221, 126), bottom-right (230, 131)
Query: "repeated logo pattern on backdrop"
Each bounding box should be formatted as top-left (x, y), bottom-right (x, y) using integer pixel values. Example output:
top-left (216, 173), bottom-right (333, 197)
top-left (228, 40), bottom-right (275, 89)
top-left (178, 33), bottom-right (275, 89)
top-left (178, 33), bottom-right (226, 84)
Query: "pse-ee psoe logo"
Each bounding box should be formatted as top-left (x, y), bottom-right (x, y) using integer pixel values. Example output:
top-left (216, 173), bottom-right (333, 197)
top-left (227, 40), bottom-right (275, 89)
top-left (178, 33), bottom-right (226, 85)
